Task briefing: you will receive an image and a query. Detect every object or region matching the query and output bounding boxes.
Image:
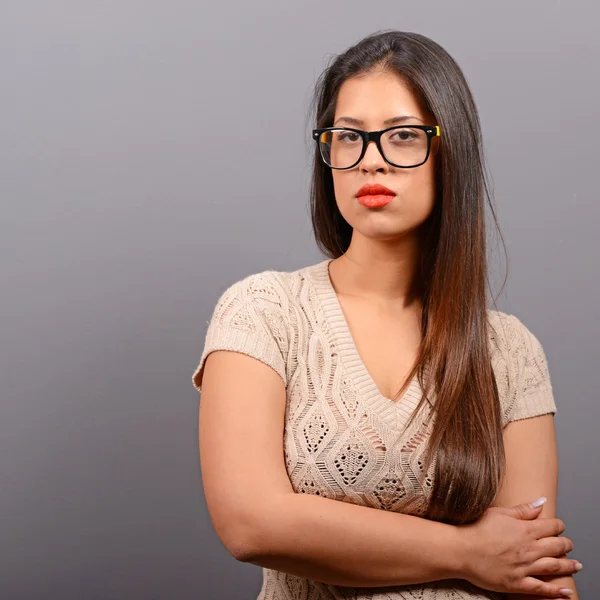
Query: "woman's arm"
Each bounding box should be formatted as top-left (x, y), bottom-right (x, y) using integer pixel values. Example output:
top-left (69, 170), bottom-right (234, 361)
top-left (198, 351), bottom-right (575, 592)
top-left (493, 414), bottom-right (580, 599)
top-left (199, 350), bottom-right (465, 586)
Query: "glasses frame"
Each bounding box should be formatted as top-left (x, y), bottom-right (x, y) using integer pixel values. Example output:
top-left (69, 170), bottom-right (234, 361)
top-left (312, 124), bottom-right (441, 170)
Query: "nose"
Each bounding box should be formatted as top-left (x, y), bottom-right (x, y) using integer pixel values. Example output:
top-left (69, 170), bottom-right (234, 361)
top-left (359, 139), bottom-right (389, 172)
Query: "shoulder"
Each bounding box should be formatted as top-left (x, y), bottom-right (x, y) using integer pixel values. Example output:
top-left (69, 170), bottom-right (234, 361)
top-left (192, 261), bottom-right (321, 391)
top-left (210, 261), bottom-right (314, 314)
top-left (203, 260), bottom-right (319, 352)
top-left (486, 309), bottom-right (556, 426)
top-left (192, 266), bottom-right (292, 391)
top-left (487, 309), bottom-right (547, 360)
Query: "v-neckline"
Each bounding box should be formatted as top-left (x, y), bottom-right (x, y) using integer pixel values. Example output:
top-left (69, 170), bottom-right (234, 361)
top-left (307, 258), bottom-right (426, 430)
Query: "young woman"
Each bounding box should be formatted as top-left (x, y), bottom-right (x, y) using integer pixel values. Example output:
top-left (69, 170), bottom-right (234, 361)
top-left (192, 30), bottom-right (581, 599)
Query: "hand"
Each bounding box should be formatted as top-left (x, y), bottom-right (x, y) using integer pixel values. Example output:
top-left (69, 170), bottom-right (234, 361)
top-left (459, 499), bottom-right (579, 597)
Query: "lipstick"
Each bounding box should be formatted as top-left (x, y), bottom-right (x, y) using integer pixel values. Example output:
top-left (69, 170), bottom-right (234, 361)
top-left (356, 183), bottom-right (396, 208)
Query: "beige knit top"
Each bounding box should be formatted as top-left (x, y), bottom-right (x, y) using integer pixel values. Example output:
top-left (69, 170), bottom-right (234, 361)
top-left (192, 258), bottom-right (557, 600)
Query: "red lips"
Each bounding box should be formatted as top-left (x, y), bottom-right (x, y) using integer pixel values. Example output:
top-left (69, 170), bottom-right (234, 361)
top-left (356, 183), bottom-right (396, 197)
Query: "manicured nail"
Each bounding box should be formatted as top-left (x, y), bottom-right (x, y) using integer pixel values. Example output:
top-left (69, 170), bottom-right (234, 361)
top-left (529, 496), bottom-right (547, 508)
top-left (574, 561), bottom-right (583, 571)
top-left (560, 589), bottom-right (574, 596)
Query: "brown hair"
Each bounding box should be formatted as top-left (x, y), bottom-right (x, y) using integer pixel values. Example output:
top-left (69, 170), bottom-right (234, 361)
top-left (306, 30), bottom-right (510, 525)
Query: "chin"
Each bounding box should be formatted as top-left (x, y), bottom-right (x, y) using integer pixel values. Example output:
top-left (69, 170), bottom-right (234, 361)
top-left (354, 222), bottom-right (412, 241)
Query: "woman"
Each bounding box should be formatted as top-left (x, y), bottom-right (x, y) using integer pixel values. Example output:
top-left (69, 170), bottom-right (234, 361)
top-left (192, 30), bottom-right (581, 599)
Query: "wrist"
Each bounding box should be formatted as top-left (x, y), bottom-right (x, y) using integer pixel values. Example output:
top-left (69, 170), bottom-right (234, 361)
top-left (447, 523), bottom-right (476, 581)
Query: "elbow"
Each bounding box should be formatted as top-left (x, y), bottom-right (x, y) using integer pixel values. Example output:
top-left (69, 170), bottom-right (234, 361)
top-left (214, 513), bottom-right (264, 563)
top-left (207, 493), bottom-right (291, 563)
top-left (225, 537), bottom-right (258, 563)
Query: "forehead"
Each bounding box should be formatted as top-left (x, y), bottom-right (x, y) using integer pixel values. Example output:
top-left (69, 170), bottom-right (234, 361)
top-left (334, 71), bottom-right (428, 122)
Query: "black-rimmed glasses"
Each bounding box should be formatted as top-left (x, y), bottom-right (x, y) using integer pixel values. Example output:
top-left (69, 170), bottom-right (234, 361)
top-left (312, 125), bottom-right (441, 169)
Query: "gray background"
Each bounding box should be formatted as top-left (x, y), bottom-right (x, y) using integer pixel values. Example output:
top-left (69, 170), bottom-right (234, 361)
top-left (1, 1), bottom-right (597, 598)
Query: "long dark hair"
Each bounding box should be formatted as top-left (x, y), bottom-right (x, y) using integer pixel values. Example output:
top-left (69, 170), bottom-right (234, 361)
top-left (307, 30), bottom-right (510, 525)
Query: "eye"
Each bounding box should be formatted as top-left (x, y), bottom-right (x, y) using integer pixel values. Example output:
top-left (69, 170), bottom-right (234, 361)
top-left (392, 129), bottom-right (418, 142)
top-left (336, 131), bottom-right (361, 144)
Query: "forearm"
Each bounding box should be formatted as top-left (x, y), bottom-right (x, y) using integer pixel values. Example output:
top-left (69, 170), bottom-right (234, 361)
top-left (242, 492), bottom-right (467, 588)
top-left (507, 555), bottom-right (579, 600)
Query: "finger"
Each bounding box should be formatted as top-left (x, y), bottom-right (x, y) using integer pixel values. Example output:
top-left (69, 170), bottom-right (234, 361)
top-left (495, 502), bottom-right (544, 520)
top-left (532, 517), bottom-right (566, 538)
top-left (518, 576), bottom-right (575, 597)
top-left (527, 557), bottom-right (582, 577)
top-left (532, 536), bottom-right (574, 560)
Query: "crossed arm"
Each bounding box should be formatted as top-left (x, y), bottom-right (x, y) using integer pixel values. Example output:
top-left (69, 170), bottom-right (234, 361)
top-left (199, 350), bottom-right (580, 596)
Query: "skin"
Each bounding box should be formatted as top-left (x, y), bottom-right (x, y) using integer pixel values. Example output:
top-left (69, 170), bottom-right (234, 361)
top-left (327, 68), bottom-right (580, 598)
top-left (327, 68), bottom-right (438, 402)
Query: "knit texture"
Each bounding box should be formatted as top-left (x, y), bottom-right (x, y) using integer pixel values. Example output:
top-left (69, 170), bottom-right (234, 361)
top-left (192, 259), bottom-right (557, 600)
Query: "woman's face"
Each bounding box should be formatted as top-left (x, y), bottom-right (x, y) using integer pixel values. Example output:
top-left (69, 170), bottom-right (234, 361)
top-left (331, 70), bottom-right (439, 242)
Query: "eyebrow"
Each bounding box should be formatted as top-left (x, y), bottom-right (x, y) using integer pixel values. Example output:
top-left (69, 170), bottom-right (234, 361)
top-left (333, 115), bottom-right (425, 127)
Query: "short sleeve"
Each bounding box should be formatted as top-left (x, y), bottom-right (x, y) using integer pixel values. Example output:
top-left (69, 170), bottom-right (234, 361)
top-left (502, 314), bottom-right (557, 425)
top-left (191, 272), bottom-right (288, 392)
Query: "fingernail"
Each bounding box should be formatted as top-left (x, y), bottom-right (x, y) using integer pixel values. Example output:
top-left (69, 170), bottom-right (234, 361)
top-left (575, 561), bottom-right (583, 571)
top-left (529, 496), bottom-right (547, 508)
top-left (560, 589), bottom-right (574, 596)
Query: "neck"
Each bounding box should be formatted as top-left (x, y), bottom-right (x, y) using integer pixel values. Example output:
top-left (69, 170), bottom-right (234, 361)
top-left (328, 230), bottom-right (424, 309)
